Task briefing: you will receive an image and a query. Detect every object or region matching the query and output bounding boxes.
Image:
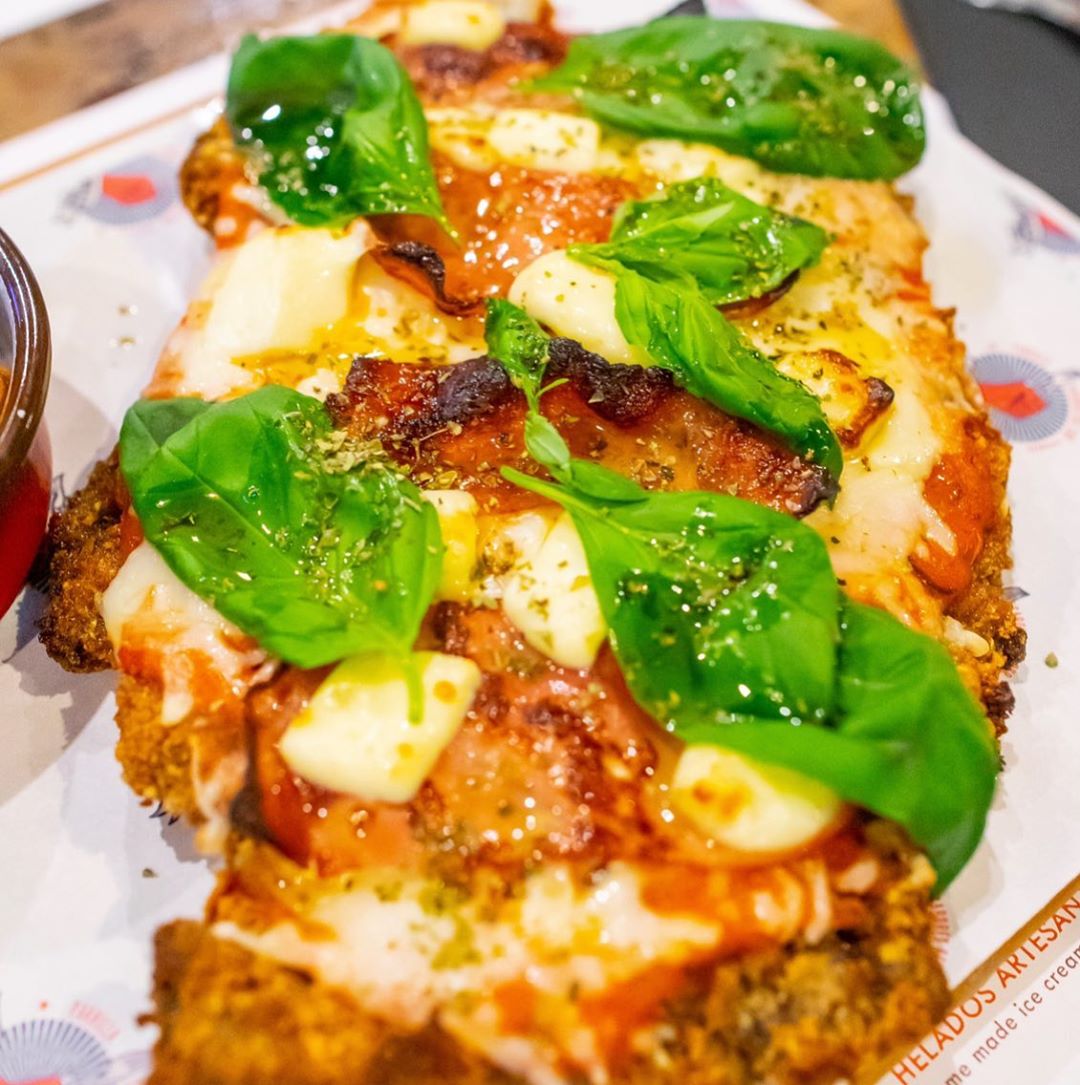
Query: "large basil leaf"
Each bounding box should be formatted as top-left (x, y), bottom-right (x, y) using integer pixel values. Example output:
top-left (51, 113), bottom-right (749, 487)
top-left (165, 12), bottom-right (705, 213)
top-left (678, 601), bottom-right (998, 891)
top-left (506, 467), bottom-right (840, 729)
top-left (581, 179), bottom-right (829, 305)
top-left (226, 34), bottom-right (449, 230)
top-left (119, 386), bottom-right (443, 668)
top-left (531, 18), bottom-right (925, 181)
top-left (578, 258), bottom-right (842, 479)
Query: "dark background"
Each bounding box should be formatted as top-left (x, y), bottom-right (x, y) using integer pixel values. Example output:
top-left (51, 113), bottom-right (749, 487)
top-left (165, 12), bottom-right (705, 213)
top-left (900, 0), bottom-right (1080, 212)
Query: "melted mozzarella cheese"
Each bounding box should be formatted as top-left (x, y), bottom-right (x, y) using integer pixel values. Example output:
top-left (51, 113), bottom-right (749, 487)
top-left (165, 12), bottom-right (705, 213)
top-left (279, 651), bottom-right (482, 803)
top-left (671, 745), bottom-right (841, 854)
top-left (150, 223), bottom-right (373, 400)
top-left (732, 247), bottom-right (959, 631)
top-left (500, 512), bottom-right (607, 670)
top-left (426, 105), bottom-right (627, 176)
top-left (509, 250), bottom-right (651, 367)
top-left (488, 110), bottom-right (603, 173)
top-left (101, 542), bottom-right (270, 725)
top-left (424, 489), bottom-right (481, 603)
top-left (216, 860), bottom-right (723, 1085)
top-left (809, 383), bottom-right (943, 576)
top-left (414, 498), bottom-right (608, 669)
top-left (400, 1), bottom-right (506, 50)
top-left (331, 254), bottom-right (485, 366)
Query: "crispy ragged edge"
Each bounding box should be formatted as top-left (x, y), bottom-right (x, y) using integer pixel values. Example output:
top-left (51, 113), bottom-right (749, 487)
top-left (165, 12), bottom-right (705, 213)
top-left (944, 403), bottom-right (1025, 732)
top-left (148, 827), bottom-right (946, 1085)
top-left (114, 676), bottom-right (200, 822)
top-left (39, 452), bottom-right (125, 672)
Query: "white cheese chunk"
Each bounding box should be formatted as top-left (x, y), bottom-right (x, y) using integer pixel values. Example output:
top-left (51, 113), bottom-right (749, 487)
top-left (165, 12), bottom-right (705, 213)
top-left (509, 250), bottom-right (651, 368)
top-left (279, 651), bottom-right (482, 803)
top-left (488, 110), bottom-right (602, 173)
top-left (151, 222), bottom-right (372, 400)
top-left (671, 745), bottom-right (841, 854)
top-left (422, 489), bottom-right (479, 603)
top-left (809, 381), bottom-right (946, 580)
top-left (501, 512), bottom-right (607, 670)
top-left (400, 1), bottom-right (506, 51)
top-left (426, 106), bottom-right (612, 175)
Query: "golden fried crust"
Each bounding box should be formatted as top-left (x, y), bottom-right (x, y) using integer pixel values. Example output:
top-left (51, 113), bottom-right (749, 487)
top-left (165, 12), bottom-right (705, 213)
top-left (114, 675), bottom-right (199, 821)
top-left (648, 872), bottom-right (947, 1084)
top-left (179, 118), bottom-right (249, 237)
top-left (944, 414), bottom-right (1025, 732)
top-left (150, 833), bottom-right (946, 1085)
top-left (150, 922), bottom-right (512, 1085)
top-left (114, 672), bottom-right (252, 824)
top-left (39, 453), bottom-right (125, 672)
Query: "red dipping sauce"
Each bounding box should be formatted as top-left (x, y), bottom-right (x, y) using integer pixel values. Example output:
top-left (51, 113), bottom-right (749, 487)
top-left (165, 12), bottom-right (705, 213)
top-left (0, 230), bottom-right (52, 620)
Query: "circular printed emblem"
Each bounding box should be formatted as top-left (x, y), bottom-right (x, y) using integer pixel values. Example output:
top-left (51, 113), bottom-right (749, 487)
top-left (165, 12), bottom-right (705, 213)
top-left (970, 352), bottom-right (1068, 443)
top-left (1013, 200), bottom-right (1080, 255)
top-left (65, 154), bottom-right (177, 224)
top-left (0, 1018), bottom-right (111, 1084)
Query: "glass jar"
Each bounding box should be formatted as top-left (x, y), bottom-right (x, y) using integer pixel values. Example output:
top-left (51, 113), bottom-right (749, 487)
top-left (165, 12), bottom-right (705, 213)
top-left (0, 228), bottom-right (51, 618)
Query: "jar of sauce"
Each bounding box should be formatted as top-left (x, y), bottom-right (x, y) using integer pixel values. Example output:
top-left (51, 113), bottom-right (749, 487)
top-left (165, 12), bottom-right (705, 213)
top-left (0, 229), bottom-right (52, 619)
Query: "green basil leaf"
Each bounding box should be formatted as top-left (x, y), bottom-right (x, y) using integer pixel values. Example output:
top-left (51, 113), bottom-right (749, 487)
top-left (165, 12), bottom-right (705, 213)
top-left (583, 178), bottom-right (829, 305)
top-left (577, 257), bottom-right (842, 479)
top-left (676, 600), bottom-right (998, 892)
top-left (226, 33), bottom-right (450, 231)
top-left (504, 460), bottom-right (996, 890)
top-left (120, 396), bottom-right (212, 490)
top-left (484, 298), bottom-right (551, 410)
top-left (531, 18), bottom-right (925, 180)
top-left (119, 386), bottom-right (443, 668)
top-left (485, 299), bottom-right (681, 503)
top-left (504, 467), bottom-right (840, 727)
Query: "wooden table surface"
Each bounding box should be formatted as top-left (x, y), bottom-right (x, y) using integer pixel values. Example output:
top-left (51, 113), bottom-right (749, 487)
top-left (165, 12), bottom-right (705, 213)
top-left (0, 0), bottom-right (914, 142)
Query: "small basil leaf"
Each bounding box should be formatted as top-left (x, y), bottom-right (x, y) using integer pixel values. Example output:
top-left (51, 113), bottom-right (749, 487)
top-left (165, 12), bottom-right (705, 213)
top-left (119, 386), bottom-right (443, 668)
top-left (226, 34), bottom-right (450, 231)
top-left (487, 300), bottom-right (671, 503)
top-left (677, 600), bottom-right (998, 892)
top-left (485, 298), bottom-right (551, 410)
top-left (504, 467), bottom-right (840, 727)
top-left (584, 179), bottom-right (829, 305)
top-left (578, 257), bottom-right (841, 479)
top-left (531, 18), bottom-right (925, 181)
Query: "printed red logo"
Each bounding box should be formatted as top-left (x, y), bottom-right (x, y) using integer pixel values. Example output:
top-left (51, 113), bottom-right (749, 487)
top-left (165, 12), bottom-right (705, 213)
top-left (978, 379), bottom-right (1047, 420)
top-left (101, 173), bottom-right (158, 206)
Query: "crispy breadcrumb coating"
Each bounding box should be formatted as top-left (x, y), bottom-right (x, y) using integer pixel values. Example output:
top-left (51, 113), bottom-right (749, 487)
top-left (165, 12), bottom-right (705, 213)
top-left (150, 829), bottom-right (945, 1085)
top-left (39, 453), bottom-right (125, 672)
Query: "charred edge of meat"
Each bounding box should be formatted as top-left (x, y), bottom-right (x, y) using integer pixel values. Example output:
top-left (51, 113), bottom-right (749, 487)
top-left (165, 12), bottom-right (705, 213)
top-left (328, 342), bottom-right (680, 441)
top-left (328, 342), bottom-right (836, 516)
top-left (545, 338), bottom-right (676, 426)
top-left (371, 241), bottom-right (485, 317)
top-left (836, 373), bottom-right (896, 448)
top-left (719, 271), bottom-right (801, 322)
top-left (403, 21), bottom-right (568, 96)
